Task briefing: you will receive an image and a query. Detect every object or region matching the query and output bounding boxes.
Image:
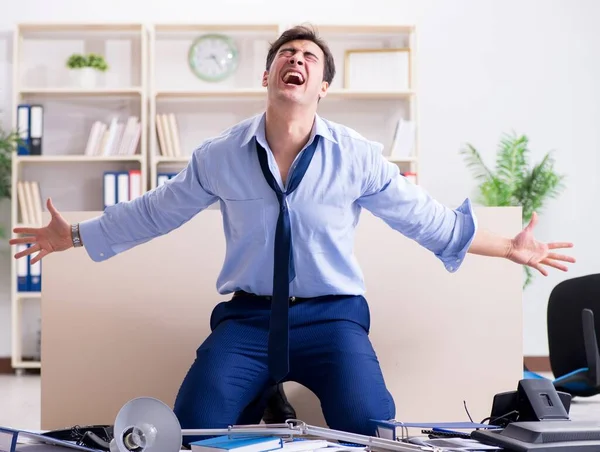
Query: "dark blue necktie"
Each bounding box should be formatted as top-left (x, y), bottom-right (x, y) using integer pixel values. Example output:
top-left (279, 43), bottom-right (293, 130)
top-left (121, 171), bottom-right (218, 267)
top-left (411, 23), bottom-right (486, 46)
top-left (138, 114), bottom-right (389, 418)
top-left (256, 135), bottom-right (320, 382)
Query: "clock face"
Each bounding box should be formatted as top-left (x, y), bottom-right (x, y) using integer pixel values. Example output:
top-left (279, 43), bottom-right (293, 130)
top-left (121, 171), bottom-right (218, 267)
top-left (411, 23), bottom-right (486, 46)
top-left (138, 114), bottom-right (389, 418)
top-left (188, 33), bottom-right (239, 82)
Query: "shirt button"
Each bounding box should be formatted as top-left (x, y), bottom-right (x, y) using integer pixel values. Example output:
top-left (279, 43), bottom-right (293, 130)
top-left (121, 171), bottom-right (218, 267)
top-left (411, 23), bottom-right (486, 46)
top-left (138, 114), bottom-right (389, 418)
top-left (100, 253), bottom-right (104, 257)
top-left (448, 266), bottom-right (454, 271)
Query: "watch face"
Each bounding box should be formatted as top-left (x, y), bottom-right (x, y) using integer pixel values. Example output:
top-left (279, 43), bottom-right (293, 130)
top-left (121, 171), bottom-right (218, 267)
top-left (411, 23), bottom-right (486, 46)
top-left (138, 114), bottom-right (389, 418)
top-left (188, 33), bottom-right (239, 82)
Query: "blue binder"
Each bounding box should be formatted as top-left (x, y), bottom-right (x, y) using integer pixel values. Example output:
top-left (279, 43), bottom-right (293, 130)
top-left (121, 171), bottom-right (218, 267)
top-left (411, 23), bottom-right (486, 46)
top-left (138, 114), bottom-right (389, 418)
top-left (29, 256), bottom-right (41, 292)
top-left (16, 244), bottom-right (29, 291)
top-left (16, 104), bottom-right (30, 155)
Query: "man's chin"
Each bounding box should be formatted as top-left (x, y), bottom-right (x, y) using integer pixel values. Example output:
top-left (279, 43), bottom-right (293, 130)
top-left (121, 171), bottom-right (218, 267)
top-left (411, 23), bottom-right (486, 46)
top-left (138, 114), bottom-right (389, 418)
top-left (271, 90), bottom-right (305, 102)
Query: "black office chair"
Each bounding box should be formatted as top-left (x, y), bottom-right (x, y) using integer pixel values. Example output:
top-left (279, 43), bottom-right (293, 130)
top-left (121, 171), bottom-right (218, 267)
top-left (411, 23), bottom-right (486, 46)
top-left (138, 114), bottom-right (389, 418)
top-left (524, 274), bottom-right (600, 397)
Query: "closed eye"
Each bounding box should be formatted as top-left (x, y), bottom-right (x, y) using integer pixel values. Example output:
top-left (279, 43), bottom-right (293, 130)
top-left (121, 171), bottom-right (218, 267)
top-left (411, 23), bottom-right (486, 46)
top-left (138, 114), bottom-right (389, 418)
top-left (304, 51), bottom-right (319, 62)
top-left (278, 48), bottom-right (320, 63)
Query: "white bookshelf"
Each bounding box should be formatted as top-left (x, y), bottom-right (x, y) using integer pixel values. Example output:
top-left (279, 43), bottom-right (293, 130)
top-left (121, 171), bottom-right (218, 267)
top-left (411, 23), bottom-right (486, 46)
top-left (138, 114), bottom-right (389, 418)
top-left (9, 23), bottom-right (149, 371)
top-left (148, 23), bottom-right (418, 188)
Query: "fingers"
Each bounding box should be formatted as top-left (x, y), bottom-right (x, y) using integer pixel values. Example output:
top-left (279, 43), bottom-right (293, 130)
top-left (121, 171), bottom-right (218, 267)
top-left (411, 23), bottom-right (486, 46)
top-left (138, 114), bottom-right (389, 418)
top-left (540, 258), bottom-right (569, 272)
top-left (532, 263), bottom-right (548, 277)
top-left (30, 249), bottom-right (49, 266)
top-left (548, 242), bottom-right (574, 250)
top-left (531, 255), bottom-right (573, 275)
top-left (526, 212), bottom-right (539, 231)
top-left (14, 243), bottom-right (40, 260)
top-left (12, 226), bottom-right (40, 235)
top-left (8, 236), bottom-right (38, 246)
top-left (547, 252), bottom-right (576, 263)
top-left (47, 197), bottom-right (59, 217)
top-left (12, 242), bottom-right (50, 264)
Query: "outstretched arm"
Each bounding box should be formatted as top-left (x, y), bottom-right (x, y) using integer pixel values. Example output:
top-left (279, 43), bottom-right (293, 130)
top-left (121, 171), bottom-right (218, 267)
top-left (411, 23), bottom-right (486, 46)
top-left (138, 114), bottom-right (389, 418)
top-left (78, 144), bottom-right (218, 262)
top-left (468, 212), bottom-right (575, 276)
top-left (357, 146), bottom-right (575, 275)
top-left (10, 142), bottom-right (218, 264)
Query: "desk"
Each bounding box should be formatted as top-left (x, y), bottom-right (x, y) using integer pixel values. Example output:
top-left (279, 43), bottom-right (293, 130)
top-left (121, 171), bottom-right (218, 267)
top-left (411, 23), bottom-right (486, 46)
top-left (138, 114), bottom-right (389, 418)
top-left (40, 207), bottom-right (523, 430)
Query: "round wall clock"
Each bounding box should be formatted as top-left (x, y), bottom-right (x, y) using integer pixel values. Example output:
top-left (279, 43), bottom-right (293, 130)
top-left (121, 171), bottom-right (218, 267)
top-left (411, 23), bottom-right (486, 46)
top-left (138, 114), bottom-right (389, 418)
top-left (188, 33), bottom-right (239, 82)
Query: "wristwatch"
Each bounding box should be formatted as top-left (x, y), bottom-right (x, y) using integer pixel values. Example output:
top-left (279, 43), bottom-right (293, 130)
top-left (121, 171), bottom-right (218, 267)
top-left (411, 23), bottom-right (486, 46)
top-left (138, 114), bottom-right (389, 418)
top-left (71, 223), bottom-right (83, 247)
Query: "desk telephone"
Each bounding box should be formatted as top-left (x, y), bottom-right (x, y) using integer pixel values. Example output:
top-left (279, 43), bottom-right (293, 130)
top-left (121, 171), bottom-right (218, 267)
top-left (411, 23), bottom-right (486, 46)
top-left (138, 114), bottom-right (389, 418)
top-left (472, 378), bottom-right (600, 451)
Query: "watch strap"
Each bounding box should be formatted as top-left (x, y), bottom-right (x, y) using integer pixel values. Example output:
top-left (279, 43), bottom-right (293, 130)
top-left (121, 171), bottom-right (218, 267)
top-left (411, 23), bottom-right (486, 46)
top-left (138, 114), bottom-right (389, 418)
top-left (71, 223), bottom-right (83, 247)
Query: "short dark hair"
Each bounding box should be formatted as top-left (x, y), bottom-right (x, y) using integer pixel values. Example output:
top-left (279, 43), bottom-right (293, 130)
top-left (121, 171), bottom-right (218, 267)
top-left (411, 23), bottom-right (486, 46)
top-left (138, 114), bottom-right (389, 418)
top-left (265, 24), bottom-right (336, 84)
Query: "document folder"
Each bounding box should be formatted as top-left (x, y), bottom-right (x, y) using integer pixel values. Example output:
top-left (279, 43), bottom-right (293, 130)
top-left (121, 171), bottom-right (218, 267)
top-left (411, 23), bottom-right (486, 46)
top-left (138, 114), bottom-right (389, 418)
top-left (0, 427), bottom-right (99, 452)
top-left (371, 419), bottom-right (500, 441)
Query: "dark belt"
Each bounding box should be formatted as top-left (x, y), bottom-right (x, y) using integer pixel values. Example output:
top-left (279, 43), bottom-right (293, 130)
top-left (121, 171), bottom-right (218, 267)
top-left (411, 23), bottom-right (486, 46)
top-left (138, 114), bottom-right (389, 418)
top-left (232, 290), bottom-right (309, 303)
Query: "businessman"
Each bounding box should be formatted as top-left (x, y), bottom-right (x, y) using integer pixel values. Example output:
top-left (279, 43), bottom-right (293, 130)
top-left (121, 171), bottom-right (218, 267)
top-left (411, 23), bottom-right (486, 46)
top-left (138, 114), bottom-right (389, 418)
top-left (11, 24), bottom-right (574, 439)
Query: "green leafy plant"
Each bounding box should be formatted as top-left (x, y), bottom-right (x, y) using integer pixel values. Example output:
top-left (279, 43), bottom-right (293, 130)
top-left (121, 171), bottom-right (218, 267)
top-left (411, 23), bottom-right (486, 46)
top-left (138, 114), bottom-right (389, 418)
top-left (0, 125), bottom-right (24, 238)
top-left (460, 132), bottom-right (566, 287)
top-left (66, 53), bottom-right (109, 72)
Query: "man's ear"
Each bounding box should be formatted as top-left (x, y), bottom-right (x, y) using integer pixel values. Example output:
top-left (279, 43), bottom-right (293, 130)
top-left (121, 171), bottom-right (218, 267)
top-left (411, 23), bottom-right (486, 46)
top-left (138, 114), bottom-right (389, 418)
top-left (318, 81), bottom-right (329, 99)
top-left (262, 70), bottom-right (269, 87)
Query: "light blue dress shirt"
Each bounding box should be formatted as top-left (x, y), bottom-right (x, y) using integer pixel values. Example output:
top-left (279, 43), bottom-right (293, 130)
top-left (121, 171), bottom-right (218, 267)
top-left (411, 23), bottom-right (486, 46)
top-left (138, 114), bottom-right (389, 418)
top-left (79, 112), bottom-right (477, 298)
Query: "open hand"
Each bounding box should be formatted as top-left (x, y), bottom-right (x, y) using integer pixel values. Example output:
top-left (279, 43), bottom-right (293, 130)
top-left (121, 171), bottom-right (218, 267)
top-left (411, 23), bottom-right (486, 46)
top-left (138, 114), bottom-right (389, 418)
top-left (9, 198), bottom-right (72, 265)
top-left (507, 212), bottom-right (575, 276)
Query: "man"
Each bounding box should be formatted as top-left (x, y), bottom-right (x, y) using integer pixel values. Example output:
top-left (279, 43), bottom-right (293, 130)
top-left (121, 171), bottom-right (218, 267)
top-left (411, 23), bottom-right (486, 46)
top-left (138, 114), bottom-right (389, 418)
top-left (11, 24), bottom-right (574, 440)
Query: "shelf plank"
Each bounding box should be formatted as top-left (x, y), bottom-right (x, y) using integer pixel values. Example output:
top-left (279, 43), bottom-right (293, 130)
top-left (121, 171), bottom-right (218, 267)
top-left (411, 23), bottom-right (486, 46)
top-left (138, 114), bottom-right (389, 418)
top-left (15, 155), bottom-right (144, 163)
top-left (328, 89), bottom-right (415, 99)
top-left (313, 24), bottom-right (415, 34)
top-left (155, 88), bottom-right (414, 100)
top-left (387, 156), bottom-right (417, 163)
top-left (19, 87), bottom-right (143, 96)
top-left (155, 88), bottom-right (266, 98)
top-left (19, 23), bottom-right (143, 33)
top-left (155, 156), bottom-right (191, 163)
top-left (11, 360), bottom-right (41, 369)
top-left (156, 155), bottom-right (416, 164)
top-left (17, 292), bottom-right (42, 299)
top-left (154, 23), bottom-right (280, 33)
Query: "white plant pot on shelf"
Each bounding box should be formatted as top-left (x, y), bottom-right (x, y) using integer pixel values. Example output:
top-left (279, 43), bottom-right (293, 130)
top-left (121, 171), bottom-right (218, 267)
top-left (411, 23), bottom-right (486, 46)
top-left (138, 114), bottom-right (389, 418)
top-left (70, 67), bottom-right (98, 89)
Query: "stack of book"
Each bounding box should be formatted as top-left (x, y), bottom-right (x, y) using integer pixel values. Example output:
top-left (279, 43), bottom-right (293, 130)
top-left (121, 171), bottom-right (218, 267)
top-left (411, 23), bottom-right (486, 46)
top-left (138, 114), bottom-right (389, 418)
top-left (16, 180), bottom-right (43, 226)
top-left (84, 115), bottom-right (141, 156)
top-left (155, 112), bottom-right (182, 157)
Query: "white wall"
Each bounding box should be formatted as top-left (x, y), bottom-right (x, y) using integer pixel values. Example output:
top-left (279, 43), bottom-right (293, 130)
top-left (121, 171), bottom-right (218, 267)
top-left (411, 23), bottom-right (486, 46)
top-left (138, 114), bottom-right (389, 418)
top-left (0, 0), bottom-right (598, 359)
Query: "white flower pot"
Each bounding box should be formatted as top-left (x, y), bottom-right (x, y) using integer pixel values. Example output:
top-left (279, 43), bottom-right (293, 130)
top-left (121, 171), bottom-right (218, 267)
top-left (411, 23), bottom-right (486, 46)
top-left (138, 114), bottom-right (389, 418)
top-left (70, 68), bottom-right (98, 89)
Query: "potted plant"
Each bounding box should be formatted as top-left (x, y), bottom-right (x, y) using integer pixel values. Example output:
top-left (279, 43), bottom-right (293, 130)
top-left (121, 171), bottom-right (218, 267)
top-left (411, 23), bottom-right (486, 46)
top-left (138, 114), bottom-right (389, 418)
top-left (66, 53), bottom-right (109, 88)
top-left (0, 125), bottom-right (23, 239)
top-left (460, 132), bottom-right (566, 287)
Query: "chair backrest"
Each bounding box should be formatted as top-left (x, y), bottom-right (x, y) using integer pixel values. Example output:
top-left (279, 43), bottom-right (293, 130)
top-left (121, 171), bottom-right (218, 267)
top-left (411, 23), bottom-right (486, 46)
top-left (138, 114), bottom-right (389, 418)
top-left (548, 274), bottom-right (600, 378)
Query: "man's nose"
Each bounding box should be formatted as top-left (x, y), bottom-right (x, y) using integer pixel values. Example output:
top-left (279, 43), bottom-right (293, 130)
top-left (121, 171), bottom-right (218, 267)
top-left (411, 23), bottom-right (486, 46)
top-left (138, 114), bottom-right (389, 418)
top-left (289, 54), bottom-right (304, 66)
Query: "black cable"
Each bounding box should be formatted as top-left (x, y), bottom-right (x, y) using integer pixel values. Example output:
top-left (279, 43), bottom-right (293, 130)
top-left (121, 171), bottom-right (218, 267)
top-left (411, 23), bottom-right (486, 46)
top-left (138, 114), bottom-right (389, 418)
top-left (463, 400), bottom-right (474, 423)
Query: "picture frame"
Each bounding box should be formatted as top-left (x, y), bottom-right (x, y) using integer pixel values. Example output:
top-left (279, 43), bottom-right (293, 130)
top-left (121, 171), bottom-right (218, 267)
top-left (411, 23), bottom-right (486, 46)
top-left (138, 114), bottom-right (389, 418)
top-left (344, 48), bottom-right (411, 90)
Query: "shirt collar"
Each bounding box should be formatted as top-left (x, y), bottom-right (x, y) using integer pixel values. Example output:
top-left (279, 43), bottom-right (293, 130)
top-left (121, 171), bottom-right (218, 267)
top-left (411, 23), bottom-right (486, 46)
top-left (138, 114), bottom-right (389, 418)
top-left (241, 112), bottom-right (338, 148)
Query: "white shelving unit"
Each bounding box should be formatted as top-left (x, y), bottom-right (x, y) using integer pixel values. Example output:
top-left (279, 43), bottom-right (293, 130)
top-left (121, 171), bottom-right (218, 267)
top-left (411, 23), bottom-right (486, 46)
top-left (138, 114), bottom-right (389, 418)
top-left (148, 23), bottom-right (418, 189)
top-left (10, 23), bottom-right (148, 371)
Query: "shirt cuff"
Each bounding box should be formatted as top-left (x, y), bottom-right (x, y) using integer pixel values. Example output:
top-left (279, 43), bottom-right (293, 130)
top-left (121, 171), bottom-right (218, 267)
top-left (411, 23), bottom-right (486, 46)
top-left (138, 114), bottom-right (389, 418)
top-left (78, 216), bottom-right (116, 262)
top-left (435, 198), bottom-right (478, 273)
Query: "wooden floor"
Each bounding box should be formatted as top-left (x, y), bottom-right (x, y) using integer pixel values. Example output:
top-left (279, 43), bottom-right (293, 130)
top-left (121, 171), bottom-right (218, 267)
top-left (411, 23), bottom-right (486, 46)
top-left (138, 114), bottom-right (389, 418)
top-left (1, 373), bottom-right (600, 432)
